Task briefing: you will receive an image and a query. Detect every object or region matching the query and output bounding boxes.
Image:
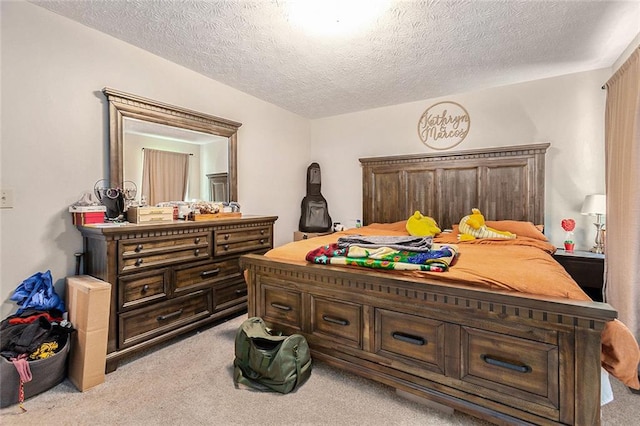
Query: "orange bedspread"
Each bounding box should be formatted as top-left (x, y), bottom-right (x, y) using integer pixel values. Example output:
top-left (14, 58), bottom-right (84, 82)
top-left (266, 222), bottom-right (640, 389)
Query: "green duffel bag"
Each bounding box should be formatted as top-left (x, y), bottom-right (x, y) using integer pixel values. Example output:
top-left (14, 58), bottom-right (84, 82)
top-left (233, 317), bottom-right (312, 394)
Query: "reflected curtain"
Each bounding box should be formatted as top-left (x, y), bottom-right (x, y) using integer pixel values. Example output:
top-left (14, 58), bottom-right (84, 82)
top-left (604, 48), bottom-right (640, 341)
top-left (141, 148), bottom-right (190, 206)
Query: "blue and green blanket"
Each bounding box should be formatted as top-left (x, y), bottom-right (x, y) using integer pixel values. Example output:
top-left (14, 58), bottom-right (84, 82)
top-left (306, 236), bottom-right (458, 272)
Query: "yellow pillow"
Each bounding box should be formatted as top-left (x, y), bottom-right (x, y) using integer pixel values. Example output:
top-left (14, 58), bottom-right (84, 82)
top-left (485, 220), bottom-right (547, 241)
top-left (455, 220), bottom-right (547, 241)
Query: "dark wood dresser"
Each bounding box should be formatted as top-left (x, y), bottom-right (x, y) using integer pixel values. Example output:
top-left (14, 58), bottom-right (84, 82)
top-left (77, 215), bottom-right (277, 372)
top-left (553, 249), bottom-right (605, 302)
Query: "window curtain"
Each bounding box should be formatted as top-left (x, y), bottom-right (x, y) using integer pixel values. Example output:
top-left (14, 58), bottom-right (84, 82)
top-left (141, 148), bottom-right (190, 206)
top-left (604, 48), bottom-right (640, 341)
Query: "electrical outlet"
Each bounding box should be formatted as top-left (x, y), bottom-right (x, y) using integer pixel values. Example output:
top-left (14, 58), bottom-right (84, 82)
top-left (1, 189), bottom-right (14, 208)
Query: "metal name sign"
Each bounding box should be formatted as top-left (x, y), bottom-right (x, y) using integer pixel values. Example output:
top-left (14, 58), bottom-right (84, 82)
top-left (417, 101), bottom-right (470, 150)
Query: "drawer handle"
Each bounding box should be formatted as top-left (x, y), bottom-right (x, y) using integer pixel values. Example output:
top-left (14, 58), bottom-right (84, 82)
top-left (194, 249), bottom-right (200, 256)
top-left (157, 309), bottom-right (183, 321)
top-left (200, 268), bottom-right (220, 278)
top-left (224, 234), bottom-right (230, 240)
top-left (135, 258), bottom-right (144, 267)
top-left (260, 229), bottom-right (265, 235)
top-left (223, 244), bottom-right (229, 251)
top-left (135, 244), bottom-right (143, 252)
top-left (392, 332), bottom-right (426, 346)
top-left (322, 315), bottom-right (349, 326)
top-left (141, 284), bottom-right (150, 294)
top-left (259, 239), bottom-right (265, 244)
top-left (235, 289), bottom-right (248, 296)
top-left (194, 237), bottom-right (200, 244)
top-left (481, 354), bottom-right (531, 373)
top-left (270, 302), bottom-right (292, 311)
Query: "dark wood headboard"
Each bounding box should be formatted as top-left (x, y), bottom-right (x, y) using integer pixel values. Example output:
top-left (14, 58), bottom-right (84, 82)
top-left (360, 143), bottom-right (549, 229)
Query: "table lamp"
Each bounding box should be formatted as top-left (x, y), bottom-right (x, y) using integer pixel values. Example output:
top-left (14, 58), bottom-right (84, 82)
top-left (581, 194), bottom-right (606, 254)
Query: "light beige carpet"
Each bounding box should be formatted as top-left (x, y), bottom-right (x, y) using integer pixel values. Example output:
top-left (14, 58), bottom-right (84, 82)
top-left (0, 314), bottom-right (637, 425)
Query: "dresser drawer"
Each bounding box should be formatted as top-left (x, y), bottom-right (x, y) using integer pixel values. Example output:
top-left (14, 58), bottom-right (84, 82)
top-left (119, 269), bottom-right (169, 309)
top-left (214, 225), bottom-right (272, 256)
top-left (214, 280), bottom-right (247, 311)
top-left (261, 285), bottom-right (302, 330)
top-left (119, 233), bottom-right (211, 274)
top-left (461, 326), bottom-right (559, 415)
top-left (119, 290), bottom-right (212, 348)
top-left (375, 309), bottom-right (446, 375)
top-left (173, 257), bottom-right (242, 294)
top-left (311, 296), bottom-right (361, 348)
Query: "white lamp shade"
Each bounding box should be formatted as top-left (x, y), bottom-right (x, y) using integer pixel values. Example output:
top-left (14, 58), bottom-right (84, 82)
top-left (581, 194), bottom-right (606, 216)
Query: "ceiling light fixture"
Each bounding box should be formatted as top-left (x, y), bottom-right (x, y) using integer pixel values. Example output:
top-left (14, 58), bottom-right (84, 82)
top-left (287, 0), bottom-right (389, 37)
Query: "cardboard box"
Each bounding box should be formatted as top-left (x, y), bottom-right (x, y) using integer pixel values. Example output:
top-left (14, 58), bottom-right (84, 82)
top-left (66, 275), bottom-right (111, 392)
top-left (293, 231), bottom-right (333, 241)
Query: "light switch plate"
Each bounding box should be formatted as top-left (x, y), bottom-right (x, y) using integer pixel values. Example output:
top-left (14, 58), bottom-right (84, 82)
top-left (1, 189), bottom-right (14, 208)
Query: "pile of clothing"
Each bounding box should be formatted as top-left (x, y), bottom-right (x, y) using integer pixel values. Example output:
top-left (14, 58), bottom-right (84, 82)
top-left (305, 235), bottom-right (458, 272)
top-left (0, 271), bottom-right (74, 410)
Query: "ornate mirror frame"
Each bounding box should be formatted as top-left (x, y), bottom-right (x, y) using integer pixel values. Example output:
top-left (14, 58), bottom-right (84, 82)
top-left (102, 87), bottom-right (242, 202)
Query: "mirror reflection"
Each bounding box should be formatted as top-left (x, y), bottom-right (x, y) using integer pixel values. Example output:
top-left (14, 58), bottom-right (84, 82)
top-left (123, 118), bottom-right (229, 204)
top-left (103, 87), bottom-right (242, 209)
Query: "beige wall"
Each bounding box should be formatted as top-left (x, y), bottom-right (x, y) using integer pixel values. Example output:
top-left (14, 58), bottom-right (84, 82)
top-left (310, 69), bottom-right (609, 249)
top-left (0, 1), bottom-right (310, 316)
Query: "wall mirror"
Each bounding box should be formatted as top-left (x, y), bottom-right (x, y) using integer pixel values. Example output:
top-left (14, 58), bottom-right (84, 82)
top-left (103, 87), bottom-right (241, 204)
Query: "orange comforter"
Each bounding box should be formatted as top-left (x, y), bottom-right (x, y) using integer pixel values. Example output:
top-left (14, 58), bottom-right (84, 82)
top-left (266, 222), bottom-right (640, 388)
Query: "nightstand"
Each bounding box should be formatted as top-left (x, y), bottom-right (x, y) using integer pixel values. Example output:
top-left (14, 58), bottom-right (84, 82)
top-left (553, 249), bottom-right (605, 302)
top-left (293, 231), bottom-right (333, 241)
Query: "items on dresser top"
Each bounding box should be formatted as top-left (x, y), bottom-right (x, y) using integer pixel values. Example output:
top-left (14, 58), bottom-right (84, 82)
top-left (128, 201), bottom-right (243, 222)
top-left (75, 215), bottom-right (277, 372)
top-left (126, 206), bottom-right (174, 223)
top-left (69, 204), bottom-right (106, 226)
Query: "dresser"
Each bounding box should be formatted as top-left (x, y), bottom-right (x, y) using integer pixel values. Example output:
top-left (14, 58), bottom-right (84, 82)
top-left (553, 249), bottom-right (605, 302)
top-left (77, 215), bottom-right (277, 372)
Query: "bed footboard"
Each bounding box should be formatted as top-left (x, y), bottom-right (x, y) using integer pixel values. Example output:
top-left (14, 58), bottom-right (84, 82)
top-left (241, 254), bottom-right (617, 425)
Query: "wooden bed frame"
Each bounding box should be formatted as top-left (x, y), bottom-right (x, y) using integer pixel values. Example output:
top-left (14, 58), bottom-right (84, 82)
top-left (241, 144), bottom-right (617, 425)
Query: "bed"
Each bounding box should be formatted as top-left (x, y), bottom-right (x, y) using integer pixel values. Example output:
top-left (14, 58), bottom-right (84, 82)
top-left (240, 144), bottom-right (639, 425)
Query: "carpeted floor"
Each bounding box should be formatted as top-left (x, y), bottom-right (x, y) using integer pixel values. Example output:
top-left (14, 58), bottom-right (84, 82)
top-left (0, 314), bottom-right (636, 425)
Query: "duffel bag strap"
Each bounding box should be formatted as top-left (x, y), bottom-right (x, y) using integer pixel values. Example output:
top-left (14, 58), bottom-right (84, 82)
top-left (292, 344), bottom-right (301, 391)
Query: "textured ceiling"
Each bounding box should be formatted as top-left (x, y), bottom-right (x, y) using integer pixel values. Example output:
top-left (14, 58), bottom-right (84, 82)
top-left (32, 0), bottom-right (640, 119)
